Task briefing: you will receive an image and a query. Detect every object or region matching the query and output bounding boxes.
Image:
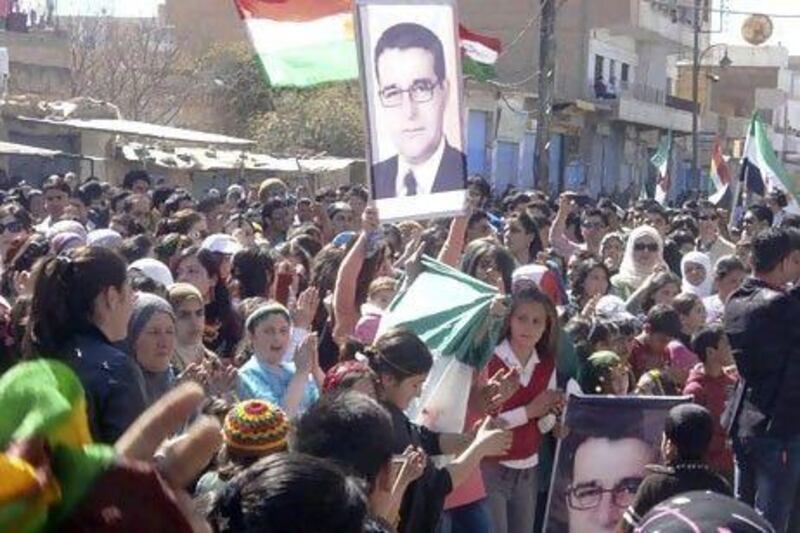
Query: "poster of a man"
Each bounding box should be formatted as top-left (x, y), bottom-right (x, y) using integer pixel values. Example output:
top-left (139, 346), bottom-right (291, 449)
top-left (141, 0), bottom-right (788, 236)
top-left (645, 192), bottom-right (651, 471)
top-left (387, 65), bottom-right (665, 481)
top-left (545, 395), bottom-right (689, 533)
top-left (356, 0), bottom-right (467, 221)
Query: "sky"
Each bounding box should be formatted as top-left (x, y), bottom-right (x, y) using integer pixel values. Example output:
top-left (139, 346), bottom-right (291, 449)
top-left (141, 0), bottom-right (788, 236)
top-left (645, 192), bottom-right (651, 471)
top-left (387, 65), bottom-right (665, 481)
top-left (714, 0), bottom-right (800, 54)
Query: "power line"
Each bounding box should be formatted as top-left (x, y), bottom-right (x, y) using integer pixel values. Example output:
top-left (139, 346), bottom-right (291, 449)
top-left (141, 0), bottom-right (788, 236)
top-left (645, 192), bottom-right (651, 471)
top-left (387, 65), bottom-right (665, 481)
top-left (496, 0), bottom-right (567, 60)
top-left (647, 0), bottom-right (800, 19)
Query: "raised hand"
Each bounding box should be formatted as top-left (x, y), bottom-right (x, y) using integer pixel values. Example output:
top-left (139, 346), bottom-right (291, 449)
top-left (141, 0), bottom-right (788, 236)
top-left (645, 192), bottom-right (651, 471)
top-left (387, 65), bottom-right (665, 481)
top-left (205, 361), bottom-right (238, 398)
top-left (403, 240), bottom-right (426, 284)
top-left (473, 416), bottom-right (513, 457)
top-left (292, 286), bottom-right (320, 330)
top-left (293, 332), bottom-right (318, 374)
top-left (525, 389), bottom-right (565, 419)
top-left (115, 383), bottom-right (222, 531)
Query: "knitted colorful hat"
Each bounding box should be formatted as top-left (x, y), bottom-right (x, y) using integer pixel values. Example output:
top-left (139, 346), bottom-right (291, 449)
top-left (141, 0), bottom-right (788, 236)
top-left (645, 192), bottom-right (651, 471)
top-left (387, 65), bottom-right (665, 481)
top-left (223, 400), bottom-right (288, 457)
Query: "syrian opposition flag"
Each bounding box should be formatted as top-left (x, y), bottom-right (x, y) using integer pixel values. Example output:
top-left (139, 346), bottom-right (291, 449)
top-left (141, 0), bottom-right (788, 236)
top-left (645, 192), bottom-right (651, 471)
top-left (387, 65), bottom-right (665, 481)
top-left (233, 0), bottom-right (358, 87)
top-left (651, 130), bottom-right (672, 205)
top-left (708, 139), bottom-right (731, 205)
top-left (459, 25), bottom-right (502, 82)
top-left (740, 113), bottom-right (800, 213)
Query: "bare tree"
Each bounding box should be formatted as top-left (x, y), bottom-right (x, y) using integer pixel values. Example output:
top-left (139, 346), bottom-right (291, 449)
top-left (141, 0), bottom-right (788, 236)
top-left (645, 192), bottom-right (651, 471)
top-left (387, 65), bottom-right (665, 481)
top-left (65, 14), bottom-right (201, 124)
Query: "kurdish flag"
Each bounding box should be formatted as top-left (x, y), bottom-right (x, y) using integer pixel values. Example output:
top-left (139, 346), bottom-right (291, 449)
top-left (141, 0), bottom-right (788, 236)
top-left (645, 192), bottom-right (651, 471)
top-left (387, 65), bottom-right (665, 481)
top-left (233, 0), bottom-right (358, 87)
top-left (233, 1), bottom-right (502, 87)
top-left (459, 25), bottom-right (502, 82)
top-left (740, 113), bottom-right (800, 214)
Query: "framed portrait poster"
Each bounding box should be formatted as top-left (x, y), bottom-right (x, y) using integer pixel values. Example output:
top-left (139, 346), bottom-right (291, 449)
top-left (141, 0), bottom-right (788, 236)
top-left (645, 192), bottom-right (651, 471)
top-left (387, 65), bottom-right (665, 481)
top-left (544, 394), bottom-right (691, 533)
top-left (355, 0), bottom-right (467, 222)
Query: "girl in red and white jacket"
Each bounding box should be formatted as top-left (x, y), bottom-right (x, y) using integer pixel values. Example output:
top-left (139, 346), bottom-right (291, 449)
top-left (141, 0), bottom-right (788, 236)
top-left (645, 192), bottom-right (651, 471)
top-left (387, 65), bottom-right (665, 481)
top-left (481, 287), bottom-right (565, 533)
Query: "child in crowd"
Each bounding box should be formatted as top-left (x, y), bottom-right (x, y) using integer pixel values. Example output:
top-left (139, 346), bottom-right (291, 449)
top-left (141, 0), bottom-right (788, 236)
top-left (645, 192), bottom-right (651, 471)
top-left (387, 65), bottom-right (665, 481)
top-left (237, 303), bottom-right (323, 417)
top-left (619, 404), bottom-right (731, 532)
top-left (195, 399), bottom-right (289, 495)
top-left (662, 293), bottom-right (705, 389)
top-left (366, 327), bottom-right (512, 533)
top-left (684, 325), bottom-right (738, 479)
top-left (578, 350), bottom-right (630, 395)
top-left (703, 255), bottom-right (747, 324)
top-left (629, 305), bottom-right (682, 379)
top-left (322, 360), bottom-right (378, 398)
top-left (354, 276), bottom-right (398, 344)
top-left (481, 287), bottom-right (564, 533)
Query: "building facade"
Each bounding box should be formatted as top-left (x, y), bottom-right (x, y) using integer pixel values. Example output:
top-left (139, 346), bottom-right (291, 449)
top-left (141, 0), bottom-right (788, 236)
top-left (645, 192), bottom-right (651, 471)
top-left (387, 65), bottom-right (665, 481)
top-left (161, 0), bottom-right (713, 201)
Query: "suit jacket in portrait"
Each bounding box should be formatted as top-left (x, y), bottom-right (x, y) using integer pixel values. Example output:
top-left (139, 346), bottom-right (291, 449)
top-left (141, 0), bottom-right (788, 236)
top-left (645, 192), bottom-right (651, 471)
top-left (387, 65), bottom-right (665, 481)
top-left (371, 141), bottom-right (466, 200)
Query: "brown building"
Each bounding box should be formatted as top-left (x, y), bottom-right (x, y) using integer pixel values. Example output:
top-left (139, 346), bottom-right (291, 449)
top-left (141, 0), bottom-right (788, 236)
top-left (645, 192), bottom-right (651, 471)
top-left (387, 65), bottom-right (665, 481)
top-left (0, 27), bottom-right (71, 98)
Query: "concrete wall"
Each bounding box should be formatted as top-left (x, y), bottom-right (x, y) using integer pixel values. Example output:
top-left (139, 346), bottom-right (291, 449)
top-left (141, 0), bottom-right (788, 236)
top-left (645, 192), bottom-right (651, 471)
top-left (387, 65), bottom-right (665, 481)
top-left (0, 29), bottom-right (71, 98)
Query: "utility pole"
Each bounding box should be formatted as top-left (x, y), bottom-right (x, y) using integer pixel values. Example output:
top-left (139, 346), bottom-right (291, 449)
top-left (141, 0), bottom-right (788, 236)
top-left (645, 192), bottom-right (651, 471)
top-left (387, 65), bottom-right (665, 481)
top-left (535, 0), bottom-right (556, 192)
top-left (691, 0), bottom-right (701, 196)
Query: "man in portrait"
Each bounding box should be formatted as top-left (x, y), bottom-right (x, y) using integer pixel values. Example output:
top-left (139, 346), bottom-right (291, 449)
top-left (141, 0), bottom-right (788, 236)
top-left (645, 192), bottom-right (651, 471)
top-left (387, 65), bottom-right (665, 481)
top-left (371, 22), bottom-right (466, 199)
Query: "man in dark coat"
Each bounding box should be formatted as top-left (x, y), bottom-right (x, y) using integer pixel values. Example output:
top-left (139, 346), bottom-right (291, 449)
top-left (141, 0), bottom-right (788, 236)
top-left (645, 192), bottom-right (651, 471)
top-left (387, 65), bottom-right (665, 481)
top-left (371, 22), bottom-right (466, 200)
top-left (723, 227), bottom-right (800, 532)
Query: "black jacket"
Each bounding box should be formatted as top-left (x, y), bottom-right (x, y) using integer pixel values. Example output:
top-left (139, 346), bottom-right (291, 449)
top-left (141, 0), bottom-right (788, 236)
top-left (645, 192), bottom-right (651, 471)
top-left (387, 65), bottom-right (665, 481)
top-left (384, 403), bottom-right (452, 533)
top-left (371, 142), bottom-right (466, 200)
top-left (66, 328), bottom-right (148, 443)
top-left (723, 278), bottom-right (800, 438)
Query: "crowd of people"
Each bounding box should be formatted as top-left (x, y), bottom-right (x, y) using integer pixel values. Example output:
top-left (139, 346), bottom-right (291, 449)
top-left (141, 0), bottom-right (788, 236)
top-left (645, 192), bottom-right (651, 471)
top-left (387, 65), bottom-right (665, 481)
top-left (0, 168), bottom-right (798, 532)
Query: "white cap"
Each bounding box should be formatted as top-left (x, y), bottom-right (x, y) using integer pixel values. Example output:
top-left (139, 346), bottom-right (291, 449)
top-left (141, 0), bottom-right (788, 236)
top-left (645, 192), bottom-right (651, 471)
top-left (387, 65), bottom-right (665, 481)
top-left (46, 219), bottom-right (87, 240)
top-left (87, 228), bottom-right (123, 249)
top-left (594, 295), bottom-right (637, 322)
top-left (128, 258), bottom-right (174, 288)
top-left (201, 233), bottom-right (243, 255)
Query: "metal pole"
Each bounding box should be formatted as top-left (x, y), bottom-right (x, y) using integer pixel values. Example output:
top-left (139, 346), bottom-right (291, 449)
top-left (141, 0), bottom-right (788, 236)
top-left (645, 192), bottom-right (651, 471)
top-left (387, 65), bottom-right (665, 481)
top-left (782, 77), bottom-right (792, 163)
top-left (535, 0), bottom-right (556, 192)
top-left (692, 0), bottom-right (701, 197)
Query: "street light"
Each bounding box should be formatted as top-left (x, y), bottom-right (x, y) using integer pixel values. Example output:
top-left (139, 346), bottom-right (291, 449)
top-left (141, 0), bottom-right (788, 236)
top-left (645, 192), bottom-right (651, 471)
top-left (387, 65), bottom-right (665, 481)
top-left (692, 0), bottom-right (732, 198)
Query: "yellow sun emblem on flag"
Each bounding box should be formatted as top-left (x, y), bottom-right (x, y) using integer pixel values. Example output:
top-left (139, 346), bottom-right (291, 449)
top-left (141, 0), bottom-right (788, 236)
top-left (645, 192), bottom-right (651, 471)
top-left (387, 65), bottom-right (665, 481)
top-left (343, 16), bottom-right (355, 40)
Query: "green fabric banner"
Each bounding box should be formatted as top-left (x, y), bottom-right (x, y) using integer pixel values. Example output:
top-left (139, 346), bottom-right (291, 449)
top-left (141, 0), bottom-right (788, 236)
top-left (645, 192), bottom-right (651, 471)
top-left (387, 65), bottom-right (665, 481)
top-left (380, 256), bottom-right (504, 370)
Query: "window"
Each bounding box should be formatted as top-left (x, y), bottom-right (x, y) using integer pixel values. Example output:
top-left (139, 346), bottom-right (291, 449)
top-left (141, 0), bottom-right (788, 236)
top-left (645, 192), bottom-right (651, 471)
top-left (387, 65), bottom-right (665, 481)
top-left (467, 110), bottom-right (490, 175)
top-left (609, 59), bottom-right (617, 83)
top-left (594, 55), bottom-right (604, 80)
top-left (621, 63), bottom-right (629, 83)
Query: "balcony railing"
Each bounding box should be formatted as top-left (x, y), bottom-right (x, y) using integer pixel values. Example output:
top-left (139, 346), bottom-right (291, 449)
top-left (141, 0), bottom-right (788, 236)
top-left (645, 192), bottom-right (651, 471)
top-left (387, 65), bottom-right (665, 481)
top-left (587, 80), bottom-right (697, 113)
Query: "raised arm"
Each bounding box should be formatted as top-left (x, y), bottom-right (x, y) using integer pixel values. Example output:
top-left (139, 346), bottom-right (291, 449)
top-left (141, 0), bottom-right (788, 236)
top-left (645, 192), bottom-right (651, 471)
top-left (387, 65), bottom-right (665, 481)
top-left (438, 215), bottom-right (469, 267)
top-left (332, 207), bottom-right (379, 346)
top-left (549, 193), bottom-right (580, 260)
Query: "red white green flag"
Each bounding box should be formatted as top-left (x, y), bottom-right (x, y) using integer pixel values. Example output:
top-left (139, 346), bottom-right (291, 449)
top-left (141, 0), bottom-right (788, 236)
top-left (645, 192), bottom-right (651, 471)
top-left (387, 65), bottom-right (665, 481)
top-left (233, 0), bottom-right (358, 87)
top-left (459, 25), bottom-right (502, 82)
top-left (233, 1), bottom-right (502, 87)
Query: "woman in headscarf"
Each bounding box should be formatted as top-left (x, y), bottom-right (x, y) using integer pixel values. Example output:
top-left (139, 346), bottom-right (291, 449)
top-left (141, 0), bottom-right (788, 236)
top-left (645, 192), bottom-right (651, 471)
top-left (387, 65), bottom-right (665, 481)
top-left (680, 251), bottom-right (713, 298)
top-left (611, 226), bottom-right (666, 300)
top-left (128, 293), bottom-right (177, 405)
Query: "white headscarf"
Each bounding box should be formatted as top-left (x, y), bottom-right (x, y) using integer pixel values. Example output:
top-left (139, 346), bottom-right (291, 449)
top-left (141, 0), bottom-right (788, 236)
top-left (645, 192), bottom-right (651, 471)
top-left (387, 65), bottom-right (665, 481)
top-left (614, 225), bottom-right (664, 287)
top-left (681, 251), bottom-right (713, 298)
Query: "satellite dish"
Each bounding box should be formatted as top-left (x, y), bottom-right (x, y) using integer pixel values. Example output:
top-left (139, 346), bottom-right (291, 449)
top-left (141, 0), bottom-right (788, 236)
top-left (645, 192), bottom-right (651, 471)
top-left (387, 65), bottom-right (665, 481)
top-left (741, 14), bottom-right (774, 46)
